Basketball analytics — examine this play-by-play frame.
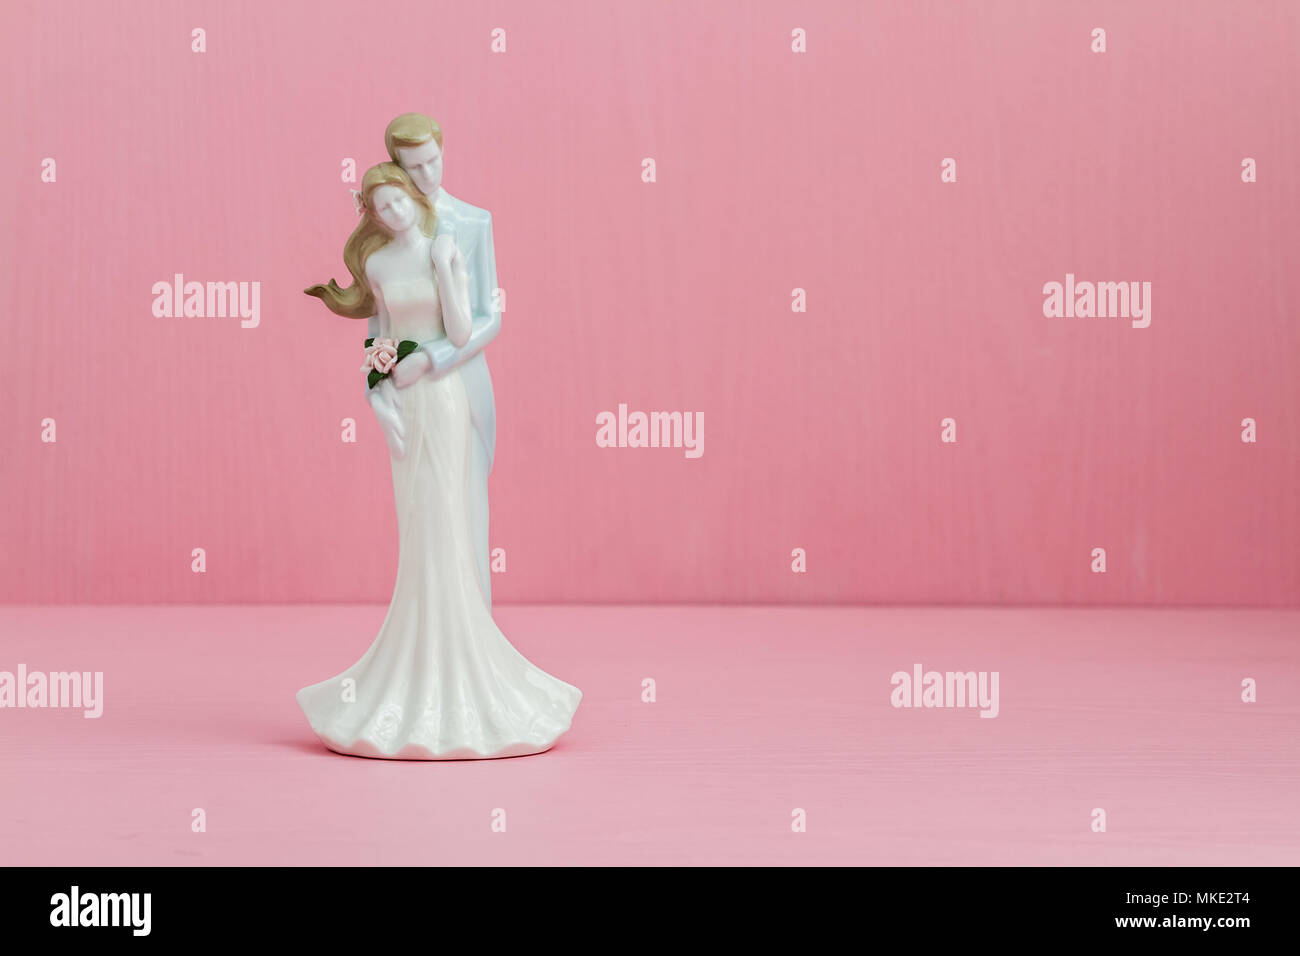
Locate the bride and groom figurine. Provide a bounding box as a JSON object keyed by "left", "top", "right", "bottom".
{"left": 297, "top": 112, "right": 581, "bottom": 760}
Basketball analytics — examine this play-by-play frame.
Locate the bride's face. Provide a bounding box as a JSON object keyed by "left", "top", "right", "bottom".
{"left": 370, "top": 184, "right": 419, "bottom": 233}
{"left": 395, "top": 139, "right": 443, "bottom": 198}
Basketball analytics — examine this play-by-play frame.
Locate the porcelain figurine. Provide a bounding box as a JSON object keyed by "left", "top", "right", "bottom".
{"left": 296, "top": 115, "right": 581, "bottom": 760}
{"left": 369, "top": 113, "right": 500, "bottom": 609}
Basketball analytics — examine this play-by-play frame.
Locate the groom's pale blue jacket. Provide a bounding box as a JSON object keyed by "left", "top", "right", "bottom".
{"left": 367, "top": 189, "right": 501, "bottom": 471}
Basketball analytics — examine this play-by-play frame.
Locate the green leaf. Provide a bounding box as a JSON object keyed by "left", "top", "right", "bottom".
{"left": 364, "top": 337, "right": 375, "bottom": 348}
{"left": 396, "top": 340, "right": 418, "bottom": 360}
{"left": 367, "top": 369, "right": 384, "bottom": 389}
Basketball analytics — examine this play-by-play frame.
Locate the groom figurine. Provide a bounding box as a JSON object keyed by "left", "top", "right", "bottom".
{"left": 367, "top": 112, "right": 501, "bottom": 610}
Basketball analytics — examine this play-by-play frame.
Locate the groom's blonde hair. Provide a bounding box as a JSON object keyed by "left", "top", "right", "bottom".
{"left": 385, "top": 113, "right": 443, "bottom": 162}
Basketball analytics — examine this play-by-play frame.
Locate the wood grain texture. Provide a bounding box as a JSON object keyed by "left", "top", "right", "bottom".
{"left": 1, "top": 1, "right": 1297, "bottom": 604}
{"left": 0, "top": 604, "right": 1295, "bottom": 865}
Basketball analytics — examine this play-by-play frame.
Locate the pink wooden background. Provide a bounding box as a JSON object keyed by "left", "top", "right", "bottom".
{"left": 2, "top": 0, "right": 1296, "bottom": 605}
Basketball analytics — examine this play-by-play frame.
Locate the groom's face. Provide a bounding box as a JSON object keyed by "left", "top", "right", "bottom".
{"left": 396, "top": 139, "right": 444, "bottom": 199}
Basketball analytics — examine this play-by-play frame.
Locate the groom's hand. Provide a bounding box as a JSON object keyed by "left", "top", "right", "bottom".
{"left": 367, "top": 378, "right": 406, "bottom": 458}
{"left": 391, "top": 350, "right": 433, "bottom": 388}
{"left": 432, "top": 234, "right": 457, "bottom": 269}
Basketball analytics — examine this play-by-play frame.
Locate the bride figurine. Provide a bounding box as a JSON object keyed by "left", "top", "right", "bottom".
{"left": 298, "top": 161, "right": 581, "bottom": 759}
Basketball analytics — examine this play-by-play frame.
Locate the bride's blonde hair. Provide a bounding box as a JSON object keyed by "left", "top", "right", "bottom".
{"left": 304, "top": 162, "right": 437, "bottom": 319}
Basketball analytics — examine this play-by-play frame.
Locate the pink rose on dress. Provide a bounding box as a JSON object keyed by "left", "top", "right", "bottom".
{"left": 362, "top": 337, "right": 399, "bottom": 375}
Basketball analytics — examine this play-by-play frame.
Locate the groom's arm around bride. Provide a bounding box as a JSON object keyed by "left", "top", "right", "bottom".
{"left": 418, "top": 205, "right": 500, "bottom": 381}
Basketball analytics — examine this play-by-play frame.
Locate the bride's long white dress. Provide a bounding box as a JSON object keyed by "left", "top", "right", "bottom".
{"left": 297, "top": 272, "right": 582, "bottom": 759}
